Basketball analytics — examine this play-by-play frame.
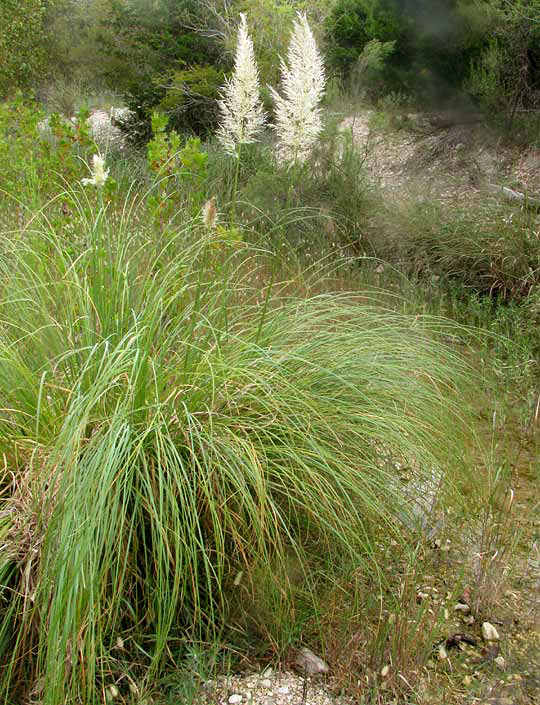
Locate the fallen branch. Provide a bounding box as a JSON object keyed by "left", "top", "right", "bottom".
{"left": 486, "top": 183, "right": 540, "bottom": 211}
{"left": 425, "top": 111, "right": 485, "bottom": 129}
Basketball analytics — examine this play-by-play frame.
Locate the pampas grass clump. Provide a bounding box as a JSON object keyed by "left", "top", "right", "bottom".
{"left": 0, "top": 200, "right": 474, "bottom": 704}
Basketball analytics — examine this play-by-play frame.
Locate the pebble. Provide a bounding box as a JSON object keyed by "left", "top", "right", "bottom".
{"left": 438, "top": 645, "right": 448, "bottom": 660}
{"left": 482, "top": 622, "right": 500, "bottom": 642}
{"left": 201, "top": 669, "right": 346, "bottom": 705}
{"left": 494, "top": 655, "right": 506, "bottom": 669}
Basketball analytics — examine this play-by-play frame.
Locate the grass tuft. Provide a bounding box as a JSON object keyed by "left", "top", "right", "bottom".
{"left": 0, "top": 195, "right": 479, "bottom": 704}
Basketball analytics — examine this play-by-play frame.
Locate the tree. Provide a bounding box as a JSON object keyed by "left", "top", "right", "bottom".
{"left": 99, "top": 0, "right": 227, "bottom": 139}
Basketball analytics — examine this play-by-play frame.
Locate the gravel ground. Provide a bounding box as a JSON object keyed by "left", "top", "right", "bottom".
{"left": 200, "top": 670, "right": 349, "bottom": 705}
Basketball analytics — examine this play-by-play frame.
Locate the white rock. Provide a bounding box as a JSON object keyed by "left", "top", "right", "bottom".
{"left": 438, "top": 644, "right": 448, "bottom": 660}
{"left": 261, "top": 679, "right": 272, "bottom": 688}
{"left": 228, "top": 695, "right": 243, "bottom": 704}
{"left": 454, "top": 602, "right": 470, "bottom": 614}
{"left": 482, "top": 621, "right": 500, "bottom": 641}
{"left": 494, "top": 655, "right": 506, "bottom": 669}
{"left": 381, "top": 665, "right": 390, "bottom": 677}
{"left": 277, "top": 686, "right": 289, "bottom": 695}
{"left": 86, "top": 109, "right": 130, "bottom": 152}
{"left": 294, "top": 647, "right": 330, "bottom": 675}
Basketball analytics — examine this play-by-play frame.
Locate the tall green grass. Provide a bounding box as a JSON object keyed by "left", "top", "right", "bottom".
{"left": 367, "top": 193, "right": 540, "bottom": 298}
{"left": 0, "top": 195, "right": 478, "bottom": 704}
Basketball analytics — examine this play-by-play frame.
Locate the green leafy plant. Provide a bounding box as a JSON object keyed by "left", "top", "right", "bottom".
{"left": 158, "top": 64, "right": 224, "bottom": 135}
{"left": 101, "top": 0, "right": 226, "bottom": 141}
{"left": 324, "top": 0, "right": 488, "bottom": 105}
{"left": 146, "top": 111, "right": 209, "bottom": 221}
{"left": 0, "top": 0, "right": 61, "bottom": 96}
{"left": 0, "top": 96, "right": 99, "bottom": 224}
{"left": 466, "top": 2, "right": 540, "bottom": 136}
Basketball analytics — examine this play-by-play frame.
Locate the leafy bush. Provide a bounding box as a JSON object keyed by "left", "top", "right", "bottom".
{"left": 157, "top": 64, "right": 224, "bottom": 134}
{"left": 100, "top": 0, "right": 226, "bottom": 141}
{"left": 146, "top": 111, "right": 209, "bottom": 219}
{"left": 325, "top": 0, "right": 485, "bottom": 104}
{"left": 466, "top": 2, "right": 540, "bottom": 135}
{"left": 0, "top": 96, "right": 98, "bottom": 219}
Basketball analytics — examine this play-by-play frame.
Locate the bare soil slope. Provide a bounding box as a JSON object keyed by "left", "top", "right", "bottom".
{"left": 341, "top": 110, "right": 540, "bottom": 205}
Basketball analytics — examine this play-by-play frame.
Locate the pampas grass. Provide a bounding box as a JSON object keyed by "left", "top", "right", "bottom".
{"left": 217, "top": 14, "right": 266, "bottom": 158}
{"left": 0, "top": 191, "right": 478, "bottom": 704}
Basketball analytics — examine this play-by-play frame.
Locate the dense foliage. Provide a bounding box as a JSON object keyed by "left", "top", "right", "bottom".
{"left": 95, "top": 0, "right": 225, "bottom": 138}
{"left": 0, "top": 0, "right": 60, "bottom": 97}
{"left": 325, "top": 0, "right": 540, "bottom": 114}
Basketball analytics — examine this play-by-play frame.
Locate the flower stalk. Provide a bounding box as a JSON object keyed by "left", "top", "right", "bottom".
{"left": 217, "top": 13, "right": 266, "bottom": 159}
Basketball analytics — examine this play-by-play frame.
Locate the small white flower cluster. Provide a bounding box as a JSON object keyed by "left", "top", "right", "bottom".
{"left": 218, "top": 12, "right": 326, "bottom": 166}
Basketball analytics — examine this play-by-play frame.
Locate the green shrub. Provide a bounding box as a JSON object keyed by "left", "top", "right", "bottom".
{"left": 157, "top": 64, "right": 224, "bottom": 134}
{"left": 325, "top": 0, "right": 486, "bottom": 105}
{"left": 145, "top": 111, "right": 210, "bottom": 220}
{"left": 0, "top": 96, "right": 99, "bottom": 219}
{"left": 99, "top": 0, "right": 226, "bottom": 141}
{"left": 466, "top": 3, "right": 540, "bottom": 135}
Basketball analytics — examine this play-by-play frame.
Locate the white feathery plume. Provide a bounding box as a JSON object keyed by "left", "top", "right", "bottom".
{"left": 217, "top": 14, "right": 266, "bottom": 158}
{"left": 269, "top": 13, "right": 326, "bottom": 164}
{"left": 82, "top": 153, "right": 109, "bottom": 187}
